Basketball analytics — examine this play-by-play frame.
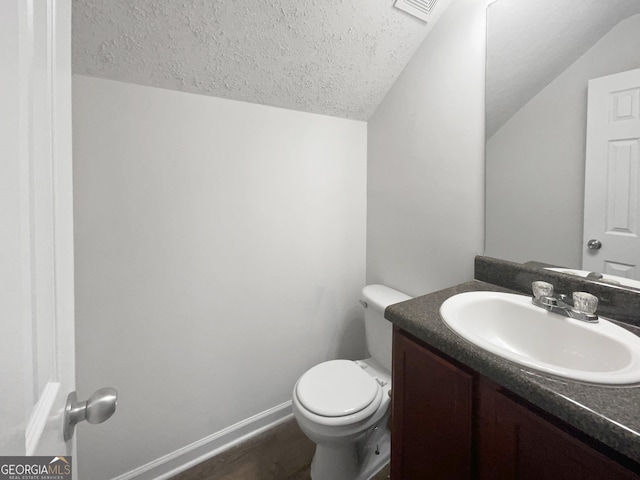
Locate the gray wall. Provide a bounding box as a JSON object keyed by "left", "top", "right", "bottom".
{"left": 73, "top": 76, "right": 367, "bottom": 479}
{"left": 366, "top": 0, "right": 487, "bottom": 296}
{"left": 486, "top": 15, "right": 640, "bottom": 268}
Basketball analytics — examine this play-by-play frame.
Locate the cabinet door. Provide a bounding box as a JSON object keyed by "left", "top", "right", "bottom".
{"left": 478, "top": 381, "right": 640, "bottom": 480}
{"left": 391, "top": 329, "right": 473, "bottom": 480}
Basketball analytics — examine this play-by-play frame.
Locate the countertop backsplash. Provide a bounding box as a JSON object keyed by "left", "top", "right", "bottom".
{"left": 475, "top": 256, "right": 640, "bottom": 327}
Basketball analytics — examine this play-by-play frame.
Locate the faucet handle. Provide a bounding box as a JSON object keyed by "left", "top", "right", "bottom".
{"left": 532, "top": 281, "right": 554, "bottom": 299}
{"left": 573, "top": 292, "right": 598, "bottom": 315}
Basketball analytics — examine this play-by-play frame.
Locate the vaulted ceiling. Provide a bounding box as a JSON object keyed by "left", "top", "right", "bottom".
{"left": 486, "top": 0, "right": 640, "bottom": 137}
{"left": 72, "top": 0, "right": 449, "bottom": 120}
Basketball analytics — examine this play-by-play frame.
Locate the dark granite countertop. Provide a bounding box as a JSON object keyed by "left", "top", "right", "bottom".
{"left": 385, "top": 280, "right": 640, "bottom": 466}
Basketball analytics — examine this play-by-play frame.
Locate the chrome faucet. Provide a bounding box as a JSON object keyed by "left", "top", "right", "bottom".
{"left": 531, "top": 281, "right": 599, "bottom": 324}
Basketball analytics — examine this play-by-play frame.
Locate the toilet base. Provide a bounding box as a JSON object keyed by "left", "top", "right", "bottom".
{"left": 357, "top": 424, "right": 390, "bottom": 480}
{"left": 310, "top": 425, "right": 390, "bottom": 480}
{"left": 311, "top": 443, "right": 359, "bottom": 480}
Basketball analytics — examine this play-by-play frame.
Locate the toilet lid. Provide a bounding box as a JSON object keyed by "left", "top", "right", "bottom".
{"left": 296, "top": 360, "right": 379, "bottom": 417}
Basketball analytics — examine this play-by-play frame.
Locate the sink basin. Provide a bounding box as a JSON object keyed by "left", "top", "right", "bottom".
{"left": 440, "top": 291, "right": 640, "bottom": 385}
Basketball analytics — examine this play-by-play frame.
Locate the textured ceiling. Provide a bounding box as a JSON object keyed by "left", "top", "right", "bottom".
{"left": 72, "top": 0, "right": 451, "bottom": 120}
{"left": 486, "top": 0, "right": 640, "bottom": 137}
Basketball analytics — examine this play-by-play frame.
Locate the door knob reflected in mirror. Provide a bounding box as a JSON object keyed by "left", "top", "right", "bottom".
{"left": 63, "top": 387, "right": 118, "bottom": 441}
{"left": 587, "top": 239, "right": 602, "bottom": 250}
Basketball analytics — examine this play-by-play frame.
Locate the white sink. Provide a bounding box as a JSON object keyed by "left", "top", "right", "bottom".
{"left": 440, "top": 291, "right": 640, "bottom": 385}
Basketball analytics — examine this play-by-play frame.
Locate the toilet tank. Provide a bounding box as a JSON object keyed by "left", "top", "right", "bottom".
{"left": 362, "top": 284, "right": 411, "bottom": 372}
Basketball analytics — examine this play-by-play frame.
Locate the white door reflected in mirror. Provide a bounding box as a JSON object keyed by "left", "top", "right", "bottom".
{"left": 582, "top": 68, "right": 640, "bottom": 280}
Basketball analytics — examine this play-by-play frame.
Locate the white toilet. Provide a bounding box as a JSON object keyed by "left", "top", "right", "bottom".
{"left": 292, "top": 284, "right": 411, "bottom": 480}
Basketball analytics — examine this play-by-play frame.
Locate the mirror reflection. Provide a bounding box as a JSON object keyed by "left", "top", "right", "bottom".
{"left": 485, "top": 0, "right": 640, "bottom": 288}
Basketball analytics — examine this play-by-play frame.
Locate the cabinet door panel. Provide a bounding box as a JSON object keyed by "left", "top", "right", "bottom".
{"left": 478, "top": 382, "right": 639, "bottom": 480}
{"left": 391, "top": 329, "right": 473, "bottom": 480}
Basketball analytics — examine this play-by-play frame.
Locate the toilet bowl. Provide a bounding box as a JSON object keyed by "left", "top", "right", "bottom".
{"left": 292, "top": 285, "right": 410, "bottom": 480}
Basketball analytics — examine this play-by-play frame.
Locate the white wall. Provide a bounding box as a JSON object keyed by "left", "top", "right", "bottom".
{"left": 72, "top": 76, "right": 367, "bottom": 479}
{"left": 486, "top": 15, "right": 640, "bottom": 268}
{"left": 366, "top": 0, "right": 487, "bottom": 296}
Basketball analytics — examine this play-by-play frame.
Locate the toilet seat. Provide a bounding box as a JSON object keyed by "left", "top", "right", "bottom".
{"left": 296, "top": 360, "right": 381, "bottom": 419}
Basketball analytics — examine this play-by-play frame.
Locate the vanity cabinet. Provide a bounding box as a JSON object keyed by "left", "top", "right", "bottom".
{"left": 391, "top": 327, "right": 474, "bottom": 479}
{"left": 477, "top": 381, "right": 639, "bottom": 480}
{"left": 391, "top": 327, "right": 640, "bottom": 480}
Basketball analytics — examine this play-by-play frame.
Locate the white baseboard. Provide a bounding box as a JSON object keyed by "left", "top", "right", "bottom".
{"left": 111, "top": 401, "right": 293, "bottom": 480}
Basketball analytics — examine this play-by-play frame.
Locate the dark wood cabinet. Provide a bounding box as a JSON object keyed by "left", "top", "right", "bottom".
{"left": 391, "top": 327, "right": 474, "bottom": 480}
{"left": 477, "top": 379, "right": 639, "bottom": 480}
{"left": 391, "top": 327, "right": 640, "bottom": 480}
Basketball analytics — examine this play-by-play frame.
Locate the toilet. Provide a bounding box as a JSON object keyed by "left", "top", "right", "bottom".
{"left": 292, "top": 284, "right": 411, "bottom": 480}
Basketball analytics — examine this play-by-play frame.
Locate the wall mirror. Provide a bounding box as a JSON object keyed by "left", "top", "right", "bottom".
{"left": 484, "top": 0, "right": 640, "bottom": 290}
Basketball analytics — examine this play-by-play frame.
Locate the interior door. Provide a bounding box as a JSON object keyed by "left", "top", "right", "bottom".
{"left": 583, "top": 68, "right": 640, "bottom": 279}
{"left": 0, "top": 0, "right": 76, "bottom": 465}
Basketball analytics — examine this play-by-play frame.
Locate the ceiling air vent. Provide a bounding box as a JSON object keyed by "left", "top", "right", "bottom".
{"left": 394, "top": 0, "right": 440, "bottom": 22}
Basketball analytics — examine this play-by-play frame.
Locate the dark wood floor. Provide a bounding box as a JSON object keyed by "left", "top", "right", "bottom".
{"left": 171, "top": 418, "right": 390, "bottom": 480}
